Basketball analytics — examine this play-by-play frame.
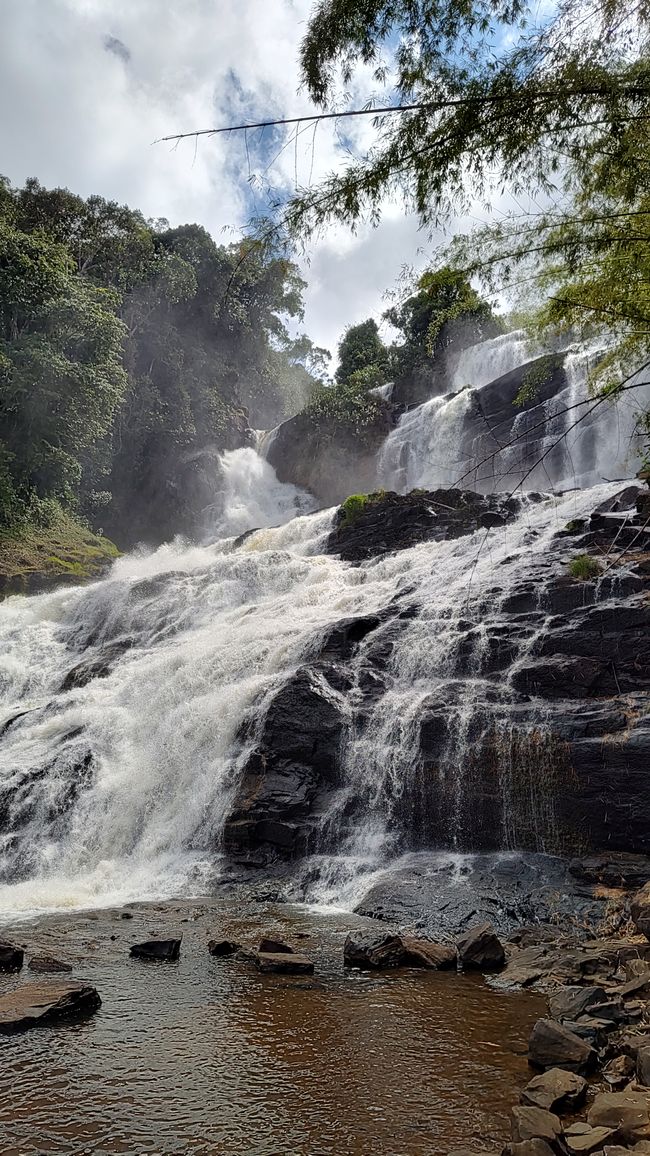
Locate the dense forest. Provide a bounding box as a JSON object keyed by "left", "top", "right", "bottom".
{"left": 0, "top": 177, "right": 329, "bottom": 547}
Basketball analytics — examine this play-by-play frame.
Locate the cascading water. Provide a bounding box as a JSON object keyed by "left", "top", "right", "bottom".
{"left": 0, "top": 326, "right": 647, "bottom": 920}
{"left": 380, "top": 330, "right": 650, "bottom": 494}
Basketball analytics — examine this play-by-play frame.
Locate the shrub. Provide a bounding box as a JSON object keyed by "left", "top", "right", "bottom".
{"left": 568, "top": 553, "right": 602, "bottom": 580}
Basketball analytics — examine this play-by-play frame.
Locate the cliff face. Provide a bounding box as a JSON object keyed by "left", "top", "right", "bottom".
{"left": 223, "top": 484, "right": 650, "bottom": 865}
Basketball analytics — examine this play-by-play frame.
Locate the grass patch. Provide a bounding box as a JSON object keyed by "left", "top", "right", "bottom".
{"left": 568, "top": 553, "right": 602, "bottom": 580}
{"left": 0, "top": 509, "right": 121, "bottom": 597}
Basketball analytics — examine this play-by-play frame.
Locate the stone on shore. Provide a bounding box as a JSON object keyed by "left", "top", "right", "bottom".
{"left": 528, "top": 1018, "right": 597, "bottom": 1072}
{"left": 401, "top": 938, "right": 457, "bottom": 969}
{"left": 0, "top": 941, "right": 24, "bottom": 972}
{"left": 632, "top": 882, "right": 650, "bottom": 940}
{"left": 343, "top": 931, "right": 405, "bottom": 969}
{"left": 129, "top": 938, "right": 181, "bottom": 961}
{"left": 0, "top": 981, "right": 101, "bottom": 1034}
{"left": 456, "top": 922, "right": 505, "bottom": 970}
{"left": 506, "top": 1142, "right": 556, "bottom": 1156}
{"left": 254, "top": 952, "right": 314, "bottom": 975}
{"left": 638, "top": 1046, "right": 650, "bottom": 1087}
{"left": 564, "top": 1125, "right": 617, "bottom": 1153}
{"left": 548, "top": 986, "right": 607, "bottom": 1022}
{"left": 511, "top": 1105, "right": 562, "bottom": 1145}
{"left": 521, "top": 1068, "right": 587, "bottom": 1112}
{"left": 28, "top": 955, "right": 73, "bottom": 974}
{"left": 207, "top": 940, "right": 240, "bottom": 957}
{"left": 588, "top": 1091, "right": 650, "bottom": 1142}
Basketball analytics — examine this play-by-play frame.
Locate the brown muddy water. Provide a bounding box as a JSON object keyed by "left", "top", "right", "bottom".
{"left": 0, "top": 896, "right": 544, "bottom": 1156}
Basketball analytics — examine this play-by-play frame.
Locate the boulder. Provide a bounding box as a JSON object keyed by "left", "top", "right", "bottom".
{"left": 401, "top": 938, "right": 457, "bottom": 969}
{"left": 632, "top": 882, "right": 650, "bottom": 940}
{"left": 0, "top": 981, "right": 101, "bottom": 1033}
{"left": 528, "top": 1019, "right": 597, "bottom": 1072}
{"left": 343, "top": 931, "right": 406, "bottom": 969}
{"left": 548, "top": 986, "right": 607, "bottom": 1023}
{"left": 207, "top": 940, "right": 240, "bottom": 957}
{"left": 511, "top": 1106, "right": 562, "bottom": 1144}
{"left": 456, "top": 922, "right": 505, "bottom": 970}
{"left": 521, "top": 1068, "right": 587, "bottom": 1112}
{"left": 129, "top": 938, "right": 181, "bottom": 961}
{"left": 258, "top": 937, "right": 294, "bottom": 954}
{"left": 28, "top": 956, "right": 73, "bottom": 974}
{"left": 588, "top": 1092, "right": 650, "bottom": 1142}
{"left": 0, "top": 941, "right": 24, "bottom": 972}
{"left": 254, "top": 952, "right": 314, "bottom": 975}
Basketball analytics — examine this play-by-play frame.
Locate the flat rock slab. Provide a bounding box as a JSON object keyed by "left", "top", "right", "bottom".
{"left": 0, "top": 981, "right": 101, "bottom": 1034}
{"left": 130, "top": 938, "right": 181, "bottom": 961}
{"left": 28, "top": 956, "right": 72, "bottom": 974}
{"left": 254, "top": 952, "right": 314, "bottom": 975}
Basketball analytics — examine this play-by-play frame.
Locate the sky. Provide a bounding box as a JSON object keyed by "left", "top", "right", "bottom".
{"left": 0, "top": 0, "right": 509, "bottom": 359}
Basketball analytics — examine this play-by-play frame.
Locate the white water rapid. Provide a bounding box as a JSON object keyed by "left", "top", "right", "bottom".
{"left": 0, "top": 327, "right": 647, "bottom": 920}
{"left": 380, "top": 331, "right": 650, "bottom": 493}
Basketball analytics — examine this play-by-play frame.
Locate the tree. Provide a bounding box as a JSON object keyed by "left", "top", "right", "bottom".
{"left": 336, "top": 318, "right": 389, "bottom": 384}
{"left": 384, "top": 266, "right": 500, "bottom": 385}
{"left": 285, "top": 0, "right": 650, "bottom": 238}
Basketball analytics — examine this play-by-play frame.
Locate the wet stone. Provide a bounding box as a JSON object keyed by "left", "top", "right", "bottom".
{"left": 511, "top": 1105, "right": 562, "bottom": 1144}
{"left": 343, "top": 931, "right": 405, "bottom": 969}
{"left": 521, "top": 1068, "right": 587, "bottom": 1112}
{"left": 456, "top": 922, "right": 505, "bottom": 971}
{"left": 254, "top": 952, "right": 314, "bottom": 975}
{"left": 130, "top": 938, "right": 181, "bottom": 961}
{"left": 258, "top": 937, "right": 294, "bottom": 954}
{"left": 0, "top": 941, "right": 24, "bottom": 972}
{"left": 528, "top": 1018, "right": 597, "bottom": 1073}
{"left": 0, "top": 981, "right": 101, "bottom": 1034}
{"left": 28, "top": 956, "right": 73, "bottom": 974}
{"left": 207, "top": 940, "right": 240, "bottom": 957}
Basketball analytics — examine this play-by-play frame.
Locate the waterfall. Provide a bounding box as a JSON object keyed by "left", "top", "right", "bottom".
{"left": 212, "top": 447, "right": 315, "bottom": 537}
{"left": 449, "top": 330, "right": 541, "bottom": 391}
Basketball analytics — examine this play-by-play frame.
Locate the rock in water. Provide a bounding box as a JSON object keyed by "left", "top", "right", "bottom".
{"left": 28, "top": 956, "right": 73, "bottom": 974}
{"left": 528, "top": 1019, "right": 597, "bottom": 1072}
{"left": 207, "top": 940, "right": 240, "bottom": 957}
{"left": 343, "top": 931, "right": 406, "bottom": 969}
{"left": 129, "top": 938, "right": 181, "bottom": 961}
{"left": 456, "top": 922, "right": 505, "bottom": 970}
{"left": 0, "top": 981, "right": 101, "bottom": 1033}
{"left": 254, "top": 952, "right": 314, "bottom": 975}
{"left": 401, "top": 938, "right": 457, "bottom": 969}
{"left": 258, "top": 937, "right": 294, "bottom": 954}
{"left": 0, "top": 941, "right": 24, "bottom": 972}
{"left": 521, "top": 1068, "right": 587, "bottom": 1112}
{"left": 632, "top": 881, "right": 650, "bottom": 940}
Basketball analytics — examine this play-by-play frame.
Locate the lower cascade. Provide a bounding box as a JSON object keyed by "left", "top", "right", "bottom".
{"left": 0, "top": 333, "right": 649, "bottom": 921}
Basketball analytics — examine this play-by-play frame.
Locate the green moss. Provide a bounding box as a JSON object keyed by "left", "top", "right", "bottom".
{"left": 339, "top": 489, "right": 387, "bottom": 527}
{"left": 568, "top": 553, "right": 603, "bottom": 580}
{"left": 564, "top": 518, "right": 586, "bottom": 532}
{"left": 0, "top": 511, "right": 121, "bottom": 598}
{"left": 513, "top": 354, "right": 562, "bottom": 409}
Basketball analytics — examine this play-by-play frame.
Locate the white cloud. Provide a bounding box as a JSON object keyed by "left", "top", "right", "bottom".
{"left": 0, "top": 0, "right": 528, "bottom": 359}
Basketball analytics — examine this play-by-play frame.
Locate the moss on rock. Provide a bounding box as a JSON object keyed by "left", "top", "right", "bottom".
{"left": 0, "top": 514, "right": 121, "bottom": 598}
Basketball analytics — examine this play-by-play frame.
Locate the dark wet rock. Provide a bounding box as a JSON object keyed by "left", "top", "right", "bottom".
{"left": 258, "top": 937, "right": 293, "bottom": 954}
{"left": 0, "top": 941, "right": 24, "bottom": 972}
{"left": 0, "top": 981, "right": 101, "bottom": 1033}
{"left": 343, "top": 931, "right": 406, "bottom": 969}
{"left": 120, "top": 911, "right": 134, "bottom": 920}
{"left": 129, "top": 938, "right": 181, "bottom": 961}
{"left": 456, "top": 922, "right": 505, "bottom": 970}
{"left": 570, "top": 855, "right": 650, "bottom": 889}
{"left": 511, "top": 1105, "right": 562, "bottom": 1145}
{"left": 632, "top": 882, "right": 650, "bottom": 940}
{"left": 28, "top": 956, "right": 73, "bottom": 974}
{"left": 58, "top": 641, "right": 131, "bottom": 692}
{"left": 401, "top": 938, "right": 457, "bottom": 969}
{"left": 254, "top": 952, "right": 314, "bottom": 975}
{"left": 528, "top": 1019, "right": 597, "bottom": 1072}
{"left": 548, "top": 986, "right": 607, "bottom": 1023}
{"left": 207, "top": 940, "right": 240, "bottom": 957}
{"left": 326, "top": 488, "right": 520, "bottom": 564}
{"left": 521, "top": 1068, "right": 587, "bottom": 1112}
{"left": 223, "top": 666, "right": 344, "bottom": 860}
